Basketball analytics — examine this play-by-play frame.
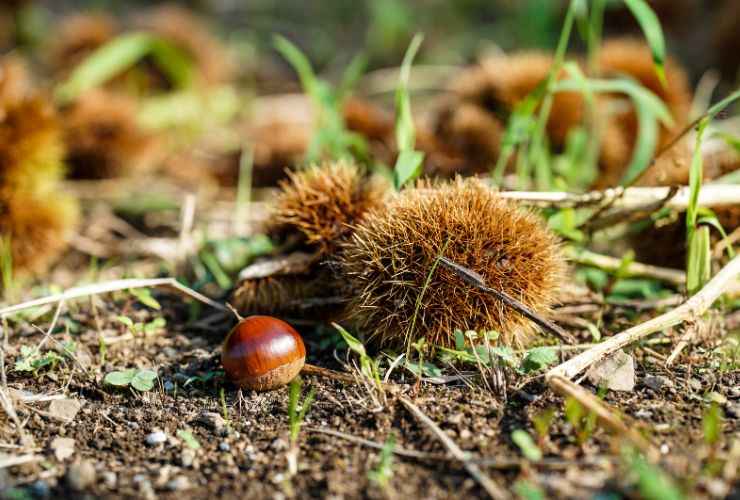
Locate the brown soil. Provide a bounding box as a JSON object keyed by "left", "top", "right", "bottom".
{"left": 1, "top": 293, "right": 737, "bottom": 499}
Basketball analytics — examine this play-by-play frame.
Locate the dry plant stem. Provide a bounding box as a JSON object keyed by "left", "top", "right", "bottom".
{"left": 300, "top": 364, "right": 365, "bottom": 385}
{"left": 399, "top": 396, "right": 509, "bottom": 500}
{"left": 0, "top": 277, "right": 226, "bottom": 317}
{"left": 307, "top": 427, "right": 530, "bottom": 469}
{"left": 438, "top": 257, "right": 575, "bottom": 344}
{"left": 665, "top": 322, "right": 698, "bottom": 366}
{"left": 713, "top": 225, "right": 740, "bottom": 259}
{"left": 567, "top": 248, "right": 686, "bottom": 286}
{"left": 547, "top": 255, "right": 740, "bottom": 381}
{"left": 548, "top": 376, "right": 658, "bottom": 461}
{"left": 178, "top": 193, "right": 197, "bottom": 265}
{"left": 499, "top": 185, "right": 740, "bottom": 211}
{"left": 0, "top": 454, "right": 41, "bottom": 469}
{"left": 306, "top": 427, "right": 451, "bottom": 461}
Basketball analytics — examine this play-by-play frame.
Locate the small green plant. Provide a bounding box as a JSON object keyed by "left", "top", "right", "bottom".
{"left": 220, "top": 387, "right": 231, "bottom": 429}
{"left": 511, "top": 429, "right": 543, "bottom": 461}
{"left": 702, "top": 402, "right": 723, "bottom": 447}
{"left": 532, "top": 407, "right": 557, "bottom": 446}
{"left": 129, "top": 288, "right": 161, "bottom": 310}
{"left": 437, "top": 335, "right": 555, "bottom": 375}
{"left": 14, "top": 345, "right": 66, "bottom": 375}
{"left": 288, "top": 377, "right": 316, "bottom": 446}
{"left": 116, "top": 315, "right": 166, "bottom": 338}
{"left": 513, "top": 480, "right": 546, "bottom": 500}
{"left": 181, "top": 370, "right": 224, "bottom": 387}
{"left": 685, "top": 88, "right": 740, "bottom": 294}
{"left": 104, "top": 368, "right": 158, "bottom": 392}
{"left": 274, "top": 35, "right": 367, "bottom": 163}
{"left": 368, "top": 433, "right": 396, "bottom": 489}
{"left": 519, "top": 347, "right": 558, "bottom": 374}
{"left": 564, "top": 396, "right": 597, "bottom": 444}
{"left": 392, "top": 33, "right": 425, "bottom": 189}
{"left": 177, "top": 429, "right": 201, "bottom": 450}
{"left": 713, "top": 334, "right": 739, "bottom": 372}
{"left": 624, "top": 448, "right": 684, "bottom": 500}
{"left": 286, "top": 377, "right": 316, "bottom": 476}
{"left": 404, "top": 339, "right": 443, "bottom": 379}
{"left": 197, "top": 235, "right": 275, "bottom": 290}
{"left": 0, "top": 235, "right": 14, "bottom": 297}
{"left": 98, "top": 334, "right": 107, "bottom": 366}
{"left": 333, "top": 323, "right": 383, "bottom": 390}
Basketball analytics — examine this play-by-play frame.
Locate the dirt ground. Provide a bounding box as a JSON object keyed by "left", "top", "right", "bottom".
{"left": 1, "top": 291, "right": 738, "bottom": 500}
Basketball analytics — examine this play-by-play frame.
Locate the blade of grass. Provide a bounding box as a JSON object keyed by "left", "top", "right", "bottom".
{"left": 55, "top": 32, "right": 192, "bottom": 103}
{"left": 393, "top": 33, "right": 424, "bottom": 189}
{"left": 623, "top": 0, "right": 667, "bottom": 86}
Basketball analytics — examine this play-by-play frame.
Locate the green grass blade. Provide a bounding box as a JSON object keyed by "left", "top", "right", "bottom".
{"left": 149, "top": 38, "right": 194, "bottom": 89}
{"left": 393, "top": 33, "right": 424, "bottom": 189}
{"left": 394, "top": 33, "right": 423, "bottom": 152}
{"left": 56, "top": 32, "right": 154, "bottom": 103}
{"left": 273, "top": 35, "right": 319, "bottom": 98}
{"left": 623, "top": 0, "right": 667, "bottom": 86}
{"left": 554, "top": 77, "right": 672, "bottom": 185}
{"left": 337, "top": 53, "right": 368, "bottom": 101}
{"left": 704, "top": 88, "right": 740, "bottom": 122}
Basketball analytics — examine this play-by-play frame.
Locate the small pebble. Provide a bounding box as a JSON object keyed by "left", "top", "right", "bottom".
{"left": 101, "top": 471, "right": 117, "bottom": 489}
{"left": 138, "top": 479, "right": 156, "bottom": 500}
{"left": 643, "top": 375, "right": 672, "bottom": 391}
{"left": 162, "top": 347, "right": 178, "bottom": 358}
{"left": 270, "top": 438, "right": 287, "bottom": 451}
{"left": 48, "top": 398, "right": 83, "bottom": 423}
{"left": 197, "top": 411, "right": 227, "bottom": 436}
{"left": 133, "top": 474, "right": 147, "bottom": 484}
{"left": 166, "top": 476, "right": 191, "bottom": 491}
{"left": 66, "top": 461, "right": 96, "bottom": 491}
{"left": 29, "top": 480, "right": 50, "bottom": 498}
{"left": 219, "top": 442, "right": 231, "bottom": 452}
{"left": 634, "top": 409, "right": 653, "bottom": 419}
{"left": 163, "top": 380, "right": 175, "bottom": 392}
{"left": 145, "top": 431, "right": 168, "bottom": 446}
{"left": 726, "top": 402, "right": 740, "bottom": 419}
{"left": 181, "top": 448, "right": 196, "bottom": 468}
{"left": 689, "top": 378, "right": 703, "bottom": 391}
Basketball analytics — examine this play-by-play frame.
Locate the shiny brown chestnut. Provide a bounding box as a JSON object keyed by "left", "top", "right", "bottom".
{"left": 221, "top": 315, "right": 306, "bottom": 391}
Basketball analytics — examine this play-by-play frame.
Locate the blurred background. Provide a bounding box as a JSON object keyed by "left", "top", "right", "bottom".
{"left": 1, "top": 0, "right": 739, "bottom": 292}
{"left": 2, "top": 0, "right": 739, "bottom": 89}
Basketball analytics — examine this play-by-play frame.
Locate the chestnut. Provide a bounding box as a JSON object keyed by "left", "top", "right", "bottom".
{"left": 221, "top": 315, "right": 306, "bottom": 391}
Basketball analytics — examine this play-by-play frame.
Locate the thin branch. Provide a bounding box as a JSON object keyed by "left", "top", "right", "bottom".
{"left": 499, "top": 185, "right": 740, "bottom": 211}
{"left": 0, "top": 454, "right": 41, "bottom": 469}
{"left": 306, "top": 426, "right": 538, "bottom": 469}
{"left": 306, "top": 427, "right": 450, "bottom": 461}
{"left": 0, "top": 277, "right": 226, "bottom": 317}
{"left": 399, "top": 396, "right": 509, "bottom": 500}
{"left": 439, "top": 257, "right": 576, "bottom": 344}
{"left": 547, "top": 255, "right": 740, "bottom": 381}
{"left": 567, "top": 248, "right": 686, "bottom": 287}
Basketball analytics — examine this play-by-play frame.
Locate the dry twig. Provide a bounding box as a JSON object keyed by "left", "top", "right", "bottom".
{"left": 0, "top": 277, "right": 226, "bottom": 317}
{"left": 499, "top": 185, "right": 740, "bottom": 212}
{"left": 547, "top": 255, "right": 740, "bottom": 381}
{"left": 399, "top": 396, "right": 509, "bottom": 500}
{"left": 439, "top": 257, "right": 575, "bottom": 344}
